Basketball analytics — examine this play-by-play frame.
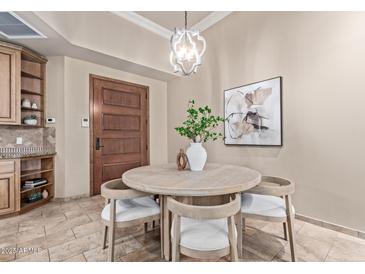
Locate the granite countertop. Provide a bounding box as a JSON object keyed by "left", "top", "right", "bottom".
{"left": 0, "top": 147, "right": 56, "bottom": 159}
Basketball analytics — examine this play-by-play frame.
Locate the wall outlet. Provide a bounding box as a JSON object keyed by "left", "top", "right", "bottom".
{"left": 16, "top": 137, "right": 23, "bottom": 145}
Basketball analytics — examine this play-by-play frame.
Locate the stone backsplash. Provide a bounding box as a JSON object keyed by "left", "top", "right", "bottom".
{"left": 0, "top": 126, "right": 55, "bottom": 149}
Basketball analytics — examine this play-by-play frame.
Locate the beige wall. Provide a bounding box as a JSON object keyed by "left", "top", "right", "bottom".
{"left": 167, "top": 12, "right": 365, "bottom": 231}
{"left": 36, "top": 12, "right": 172, "bottom": 75}
{"left": 47, "top": 56, "right": 168, "bottom": 198}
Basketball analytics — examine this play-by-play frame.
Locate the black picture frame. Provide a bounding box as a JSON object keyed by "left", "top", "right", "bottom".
{"left": 223, "top": 76, "right": 283, "bottom": 147}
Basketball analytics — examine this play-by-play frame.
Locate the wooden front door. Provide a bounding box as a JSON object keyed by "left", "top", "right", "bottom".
{"left": 90, "top": 75, "right": 149, "bottom": 195}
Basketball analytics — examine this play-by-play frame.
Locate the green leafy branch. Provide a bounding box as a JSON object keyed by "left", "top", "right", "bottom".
{"left": 175, "top": 100, "right": 225, "bottom": 143}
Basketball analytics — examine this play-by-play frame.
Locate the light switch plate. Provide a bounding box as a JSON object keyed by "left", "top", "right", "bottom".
{"left": 16, "top": 137, "right": 23, "bottom": 145}
{"left": 81, "top": 117, "right": 89, "bottom": 128}
{"left": 47, "top": 117, "right": 56, "bottom": 124}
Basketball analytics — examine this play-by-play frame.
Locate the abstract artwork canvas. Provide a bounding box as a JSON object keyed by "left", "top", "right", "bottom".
{"left": 224, "top": 77, "right": 282, "bottom": 146}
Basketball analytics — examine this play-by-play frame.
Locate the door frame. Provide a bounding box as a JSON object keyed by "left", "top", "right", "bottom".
{"left": 89, "top": 74, "right": 150, "bottom": 196}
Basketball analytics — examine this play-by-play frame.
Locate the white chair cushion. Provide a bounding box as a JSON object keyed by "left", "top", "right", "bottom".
{"left": 171, "top": 217, "right": 235, "bottom": 251}
{"left": 241, "top": 193, "right": 295, "bottom": 218}
{"left": 101, "top": 196, "right": 160, "bottom": 222}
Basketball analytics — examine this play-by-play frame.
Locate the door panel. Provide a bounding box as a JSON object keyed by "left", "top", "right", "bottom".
{"left": 102, "top": 114, "right": 140, "bottom": 131}
{"left": 0, "top": 46, "right": 20, "bottom": 124}
{"left": 101, "top": 137, "right": 141, "bottom": 155}
{"left": 0, "top": 173, "right": 15, "bottom": 214}
{"left": 91, "top": 75, "right": 149, "bottom": 195}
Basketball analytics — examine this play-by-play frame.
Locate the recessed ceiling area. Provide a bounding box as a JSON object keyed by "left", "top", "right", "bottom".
{"left": 136, "top": 11, "right": 212, "bottom": 30}
{"left": 0, "top": 12, "right": 46, "bottom": 39}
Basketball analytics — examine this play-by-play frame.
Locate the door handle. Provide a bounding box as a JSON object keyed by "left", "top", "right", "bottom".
{"left": 96, "top": 137, "right": 104, "bottom": 150}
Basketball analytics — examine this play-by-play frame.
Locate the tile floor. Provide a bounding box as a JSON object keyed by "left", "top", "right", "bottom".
{"left": 1, "top": 195, "right": 365, "bottom": 262}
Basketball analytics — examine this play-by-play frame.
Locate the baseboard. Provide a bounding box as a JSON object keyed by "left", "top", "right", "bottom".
{"left": 53, "top": 193, "right": 90, "bottom": 202}
{"left": 295, "top": 213, "right": 365, "bottom": 240}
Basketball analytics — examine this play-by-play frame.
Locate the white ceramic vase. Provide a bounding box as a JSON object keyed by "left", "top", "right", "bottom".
{"left": 186, "top": 142, "right": 207, "bottom": 171}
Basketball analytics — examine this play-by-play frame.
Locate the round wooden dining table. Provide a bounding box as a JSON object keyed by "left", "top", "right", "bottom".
{"left": 122, "top": 163, "right": 261, "bottom": 261}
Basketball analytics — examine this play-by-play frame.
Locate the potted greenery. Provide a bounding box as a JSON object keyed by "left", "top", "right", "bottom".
{"left": 175, "top": 100, "right": 224, "bottom": 171}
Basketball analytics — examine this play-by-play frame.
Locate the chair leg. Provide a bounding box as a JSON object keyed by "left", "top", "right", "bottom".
{"left": 285, "top": 196, "right": 296, "bottom": 262}
{"left": 242, "top": 217, "right": 245, "bottom": 256}
{"left": 102, "top": 225, "right": 108, "bottom": 249}
{"left": 228, "top": 216, "right": 238, "bottom": 262}
{"left": 234, "top": 212, "right": 242, "bottom": 258}
{"left": 171, "top": 214, "right": 180, "bottom": 262}
{"left": 144, "top": 222, "right": 149, "bottom": 233}
{"left": 108, "top": 199, "right": 116, "bottom": 262}
{"left": 283, "top": 222, "right": 288, "bottom": 241}
{"left": 159, "top": 195, "right": 164, "bottom": 259}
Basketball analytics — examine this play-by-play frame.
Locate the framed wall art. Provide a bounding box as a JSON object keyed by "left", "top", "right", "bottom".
{"left": 224, "top": 77, "right": 282, "bottom": 146}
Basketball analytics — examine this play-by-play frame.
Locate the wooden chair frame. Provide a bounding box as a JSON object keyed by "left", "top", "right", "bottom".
{"left": 101, "top": 178, "right": 160, "bottom": 262}
{"left": 167, "top": 193, "right": 241, "bottom": 262}
{"left": 241, "top": 176, "right": 296, "bottom": 261}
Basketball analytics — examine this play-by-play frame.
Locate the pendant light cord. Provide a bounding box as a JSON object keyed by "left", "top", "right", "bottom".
{"left": 185, "top": 11, "right": 187, "bottom": 30}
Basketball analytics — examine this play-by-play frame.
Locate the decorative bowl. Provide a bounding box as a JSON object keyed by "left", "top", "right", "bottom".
{"left": 24, "top": 119, "right": 37, "bottom": 125}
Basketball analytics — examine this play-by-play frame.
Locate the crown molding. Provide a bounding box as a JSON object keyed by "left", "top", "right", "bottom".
{"left": 111, "top": 11, "right": 232, "bottom": 40}
{"left": 111, "top": 11, "right": 172, "bottom": 39}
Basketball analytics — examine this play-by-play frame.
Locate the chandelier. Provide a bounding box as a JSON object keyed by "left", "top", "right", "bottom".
{"left": 170, "top": 11, "right": 207, "bottom": 76}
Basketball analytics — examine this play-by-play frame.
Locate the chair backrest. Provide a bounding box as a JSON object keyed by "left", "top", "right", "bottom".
{"left": 166, "top": 193, "right": 241, "bottom": 220}
{"left": 101, "top": 178, "right": 148, "bottom": 200}
{"left": 246, "top": 176, "right": 295, "bottom": 197}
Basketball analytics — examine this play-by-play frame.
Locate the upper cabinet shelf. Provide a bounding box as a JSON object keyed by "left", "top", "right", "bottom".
{"left": 21, "top": 60, "right": 42, "bottom": 79}
{"left": 0, "top": 40, "right": 47, "bottom": 127}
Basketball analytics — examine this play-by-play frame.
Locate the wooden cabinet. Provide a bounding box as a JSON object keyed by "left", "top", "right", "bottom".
{"left": 0, "top": 160, "right": 20, "bottom": 215}
{"left": 0, "top": 40, "right": 47, "bottom": 127}
{"left": 0, "top": 156, "right": 55, "bottom": 217}
{"left": 0, "top": 44, "right": 21, "bottom": 124}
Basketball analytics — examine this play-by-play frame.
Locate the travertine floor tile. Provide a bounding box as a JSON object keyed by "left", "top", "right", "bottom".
{"left": 15, "top": 249, "right": 49, "bottom": 262}
{"left": 16, "top": 226, "right": 45, "bottom": 244}
{"left": 326, "top": 233, "right": 365, "bottom": 261}
{"left": 83, "top": 243, "right": 126, "bottom": 262}
{"left": 45, "top": 215, "right": 91, "bottom": 235}
{"left": 115, "top": 235, "right": 143, "bottom": 254}
{"left": 297, "top": 222, "right": 338, "bottom": 245}
{"left": 0, "top": 245, "right": 16, "bottom": 262}
{"left": 240, "top": 250, "right": 264, "bottom": 262}
{"left": 16, "top": 229, "right": 75, "bottom": 255}
{"left": 274, "top": 234, "right": 332, "bottom": 262}
{"left": 48, "top": 231, "right": 101, "bottom": 261}
{"left": 64, "top": 208, "right": 87, "bottom": 220}
{"left": 243, "top": 230, "right": 287, "bottom": 261}
{"left": 18, "top": 214, "right": 66, "bottom": 232}
{"left": 63, "top": 253, "right": 86, "bottom": 262}
{"left": 72, "top": 220, "right": 104, "bottom": 238}
{"left": 120, "top": 241, "right": 162, "bottom": 262}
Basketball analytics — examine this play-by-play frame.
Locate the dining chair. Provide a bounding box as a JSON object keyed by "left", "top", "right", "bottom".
{"left": 241, "top": 176, "right": 296, "bottom": 261}
{"left": 167, "top": 193, "right": 241, "bottom": 262}
{"left": 100, "top": 178, "right": 161, "bottom": 262}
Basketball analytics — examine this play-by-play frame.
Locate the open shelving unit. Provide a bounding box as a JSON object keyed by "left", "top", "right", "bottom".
{"left": 20, "top": 155, "right": 55, "bottom": 213}
{"left": 20, "top": 49, "right": 47, "bottom": 128}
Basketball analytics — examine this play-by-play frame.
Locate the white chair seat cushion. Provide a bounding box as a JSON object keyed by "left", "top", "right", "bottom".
{"left": 241, "top": 193, "right": 295, "bottom": 218}
{"left": 171, "top": 217, "right": 235, "bottom": 251}
{"left": 101, "top": 196, "right": 160, "bottom": 222}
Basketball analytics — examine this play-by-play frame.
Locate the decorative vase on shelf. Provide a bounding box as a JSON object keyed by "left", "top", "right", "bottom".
{"left": 42, "top": 189, "right": 49, "bottom": 199}
{"left": 186, "top": 142, "right": 207, "bottom": 171}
